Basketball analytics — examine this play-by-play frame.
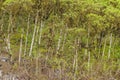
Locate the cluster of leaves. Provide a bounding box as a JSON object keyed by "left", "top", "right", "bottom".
{"left": 0, "top": 0, "right": 120, "bottom": 79}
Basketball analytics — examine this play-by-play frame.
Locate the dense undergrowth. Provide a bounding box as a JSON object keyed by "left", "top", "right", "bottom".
{"left": 0, "top": 0, "right": 120, "bottom": 80}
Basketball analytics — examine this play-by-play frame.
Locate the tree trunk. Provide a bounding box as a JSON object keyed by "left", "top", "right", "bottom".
{"left": 29, "top": 11, "right": 38, "bottom": 56}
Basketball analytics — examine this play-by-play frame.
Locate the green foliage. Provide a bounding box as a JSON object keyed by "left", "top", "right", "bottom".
{"left": 4, "top": 0, "right": 33, "bottom": 5}
{"left": 67, "top": 28, "right": 87, "bottom": 36}
{"left": 10, "top": 33, "right": 25, "bottom": 45}
{"left": 0, "top": 0, "right": 120, "bottom": 79}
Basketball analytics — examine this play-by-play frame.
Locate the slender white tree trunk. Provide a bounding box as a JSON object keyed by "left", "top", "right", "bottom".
{"left": 102, "top": 37, "right": 107, "bottom": 58}
{"left": 88, "top": 51, "right": 91, "bottom": 72}
{"left": 5, "top": 12, "right": 12, "bottom": 61}
{"left": 56, "top": 29, "right": 62, "bottom": 55}
{"left": 73, "top": 39, "right": 78, "bottom": 80}
{"left": 108, "top": 33, "right": 112, "bottom": 59}
{"left": 84, "top": 28, "right": 90, "bottom": 60}
{"left": 29, "top": 12, "right": 38, "bottom": 56}
{"left": 35, "top": 21, "right": 44, "bottom": 76}
{"left": 61, "top": 25, "right": 68, "bottom": 52}
{"left": 74, "top": 47, "right": 78, "bottom": 80}
{"left": 19, "top": 32, "right": 23, "bottom": 66}
{"left": 38, "top": 21, "right": 44, "bottom": 45}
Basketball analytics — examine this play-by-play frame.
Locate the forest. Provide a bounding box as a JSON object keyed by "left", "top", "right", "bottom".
{"left": 0, "top": 0, "right": 120, "bottom": 80}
